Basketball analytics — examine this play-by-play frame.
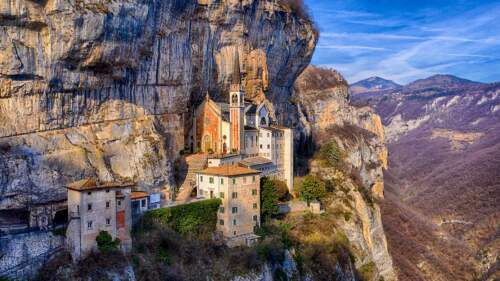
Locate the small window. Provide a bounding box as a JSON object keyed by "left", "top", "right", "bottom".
{"left": 220, "top": 192, "right": 225, "bottom": 198}
{"left": 233, "top": 219, "right": 237, "bottom": 226}
{"left": 260, "top": 144, "right": 263, "bottom": 149}
{"left": 233, "top": 231, "right": 237, "bottom": 235}
{"left": 87, "top": 204, "right": 92, "bottom": 211}
{"left": 106, "top": 218, "right": 111, "bottom": 225}
{"left": 117, "top": 200, "right": 121, "bottom": 206}
{"left": 232, "top": 178, "right": 236, "bottom": 184}
{"left": 200, "top": 176, "right": 203, "bottom": 182}
{"left": 253, "top": 215, "right": 258, "bottom": 221}
{"left": 232, "top": 207, "right": 238, "bottom": 214}
{"left": 221, "top": 178, "right": 224, "bottom": 184}
{"left": 87, "top": 192, "right": 92, "bottom": 196}
{"left": 219, "top": 219, "right": 224, "bottom": 226}
{"left": 219, "top": 207, "right": 225, "bottom": 213}
{"left": 87, "top": 221, "right": 93, "bottom": 229}
{"left": 141, "top": 199, "right": 146, "bottom": 207}
{"left": 106, "top": 189, "right": 110, "bottom": 193}
{"left": 209, "top": 177, "right": 214, "bottom": 184}
{"left": 252, "top": 189, "right": 257, "bottom": 196}
{"left": 243, "top": 177, "right": 247, "bottom": 184}
{"left": 253, "top": 203, "right": 257, "bottom": 209}
{"left": 252, "top": 176, "right": 256, "bottom": 183}
{"left": 267, "top": 145, "right": 270, "bottom": 149}
{"left": 232, "top": 192, "right": 238, "bottom": 199}
{"left": 106, "top": 201, "right": 110, "bottom": 208}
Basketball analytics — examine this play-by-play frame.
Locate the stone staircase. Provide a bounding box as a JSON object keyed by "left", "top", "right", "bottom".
{"left": 175, "top": 154, "right": 208, "bottom": 204}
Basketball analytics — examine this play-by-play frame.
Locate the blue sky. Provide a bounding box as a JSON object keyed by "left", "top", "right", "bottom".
{"left": 305, "top": 0, "right": 500, "bottom": 84}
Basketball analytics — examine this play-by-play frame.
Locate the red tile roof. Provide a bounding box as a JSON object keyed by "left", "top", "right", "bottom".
{"left": 196, "top": 166, "right": 261, "bottom": 177}
{"left": 65, "top": 178, "right": 135, "bottom": 191}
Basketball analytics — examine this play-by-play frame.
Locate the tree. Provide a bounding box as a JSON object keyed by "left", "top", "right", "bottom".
{"left": 300, "top": 176, "right": 326, "bottom": 203}
{"left": 271, "top": 179, "right": 289, "bottom": 201}
{"left": 96, "top": 231, "right": 120, "bottom": 252}
{"left": 317, "top": 141, "right": 343, "bottom": 168}
{"left": 260, "top": 177, "right": 280, "bottom": 222}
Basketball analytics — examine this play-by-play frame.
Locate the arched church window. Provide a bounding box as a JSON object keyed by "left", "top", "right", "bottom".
{"left": 260, "top": 117, "right": 267, "bottom": 126}
{"left": 232, "top": 94, "right": 238, "bottom": 104}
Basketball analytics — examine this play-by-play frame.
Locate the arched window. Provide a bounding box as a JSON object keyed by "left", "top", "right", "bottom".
{"left": 231, "top": 94, "right": 238, "bottom": 104}
{"left": 260, "top": 117, "right": 267, "bottom": 126}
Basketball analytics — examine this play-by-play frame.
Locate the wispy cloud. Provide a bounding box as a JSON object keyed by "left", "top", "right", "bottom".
{"left": 307, "top": 0, "right": 500, "bottom": 84}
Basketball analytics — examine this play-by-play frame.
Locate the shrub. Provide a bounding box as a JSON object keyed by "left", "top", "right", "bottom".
{"left": 260, "top": 177, "right": 280, "bottom": 222}
{"left": 277, "top": 0, "right": 312, "bottom": 20}
{"left": 272, "top": 179, "right": 289, "bottom": 201}
{"left": 300, "top": 175, "right": 326, "bottom": 203}
{"left": 144, "top": 199, "right": 221, "bottom": 235}
{"left": 358, "top": 262, "right": 376, "bottom": 281}
{"left": 96, "top": 231, "right": 120, "bottom": 252}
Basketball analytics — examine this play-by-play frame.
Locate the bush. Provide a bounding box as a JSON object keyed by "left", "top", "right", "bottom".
{"left": 96, "top": 231, "right": 120, "bottom": 252}
{"left": 358, "top": 262, "right": 376, "bottom": 281}
{"left": 144, "top": 199, "right": 221, "bottom": 235}
{"left": 277, "top": 0, "right": 311, "bottom": 20}
{"left": 300, "top": 176, "right": 326, "bottom": 203}
{"left": 272, "top": 179, "right": 289, "bottom": 201}
{"left": 260, "top": 177, "right": 280, "bottom": 222}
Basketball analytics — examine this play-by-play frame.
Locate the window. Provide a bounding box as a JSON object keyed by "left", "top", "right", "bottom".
{"left": 234, "top": 231, "right": 237, "bottom": 235}
{"left": 200, "top": 176, "right": 203, "bottom": 182}
{"left": 267, "top": 133, "right": 270, "bottom": 137}
{"left": 232, "top": 178, "right": 236, "bottom": 184}
{"left": 87, "top": 192, "right": 92, "bottom": 196}
{"left": 117, "top": 200, "right": 121, "bottom": 206}
{"left": 253, "top": 203, "right": 258, "bottom": 209}
{"left": 106, "top": 189, "right": 110, "bottom": 193}
{"left": 267, "top": 144, "right": 270, "bottom": 149}
{"left": 252, "top": 176, "right": 256, "bottom": 183}
{"left": 243, "top": 177, "right": 247, "bottom": 184}
{"left": 253, "top": 215, "right": 258, "bottom": 221}
{"left": 220, "top": 192, "right": 225, "bottom": 198}
{"left": 232, "top": 207, "right": 238, "bottom": 214}
{"left": 260, "top": 144, "right": 263, "bottom": 149}
{"left": 106, "top": 218, "right": 111, "bottom": 225}
{"left": 219, "top": 207, "right": 225, "bottom": 213}
{"left": 221, "top": 178, "right": 224, "bottom": 184}
{"left": 106, "top": 201, "right": 110, "bottom": 208}
{"left": 232, "top": 192, "right": 238, "bottom": 199}
{"left": 252, "top": 189, "right": 257, "bottom": 196}
{"left": 233, "top": 219, "right": 237, "bottom": 226}
{"left": 141, "top": 199, "right": 146, "bottom": 208}
{"left": 87, "top": 221, "right": 93, "bottom": 229}
{"left": 209, "top": 177, "right": 214, "bottom": 184}
{"left": 219, "top": 219, "right": 224, "bottom": 225}
{"left": 87, "top": 203, "right": 92, "bottom": 211}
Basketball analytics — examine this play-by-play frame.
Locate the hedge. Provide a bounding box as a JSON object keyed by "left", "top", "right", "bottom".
{"left": 144, "top": 199, "right": 221, "bottom": 235}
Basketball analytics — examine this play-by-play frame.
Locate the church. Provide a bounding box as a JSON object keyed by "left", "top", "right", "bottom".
{"left": 189, "top": 53, "right": 294, "bottom": 192}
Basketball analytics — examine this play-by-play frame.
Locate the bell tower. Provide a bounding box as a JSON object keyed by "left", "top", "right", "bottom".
{"left": 229, "top": 50, "right": 245, "bottom": 154}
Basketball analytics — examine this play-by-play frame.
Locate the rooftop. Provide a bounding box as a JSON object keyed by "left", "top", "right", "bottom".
{"left": 196, "top": 166, "right": 261, "bottom": 177}
{"left": 65, "top": 178, "right": 135, "bottom": 192}
{"left": 239, "top": 156, "right": 273, "bottom": 167}
{"left": 131, "top": 191, "right": 149, "bottom": 200}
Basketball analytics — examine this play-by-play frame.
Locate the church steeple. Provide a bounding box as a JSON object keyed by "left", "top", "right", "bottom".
{"left": 230, "top": 50, "right": 242, "bottom": 92}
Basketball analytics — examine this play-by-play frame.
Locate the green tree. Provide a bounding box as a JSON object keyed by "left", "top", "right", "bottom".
{"left": 317, "top": 141, "right": 344, "bottom": 168}
{"left": 271, "top": 179, "right": 289, "bottom": 201}
{"left": 260, "top": 177, "right": 280, "bottom": 222}
{"left": 300, "top": 175, "right": 326, "bottom": 203}
{"left": 96, "top": 231, "right": 120, "bottom": 252}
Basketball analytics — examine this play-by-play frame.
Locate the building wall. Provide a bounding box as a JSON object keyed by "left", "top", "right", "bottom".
{"left": 195, "top": 101, "right": 222, "bottom": 153}
{"left": 207, "top": 155, "right": 242, "bottom": 167}
{"left": 244, "top": 130, "right": 259, "bottom": 157}
{"left": 196, "top": 173, "right": 260, "bottom": 240}
{"left": 66, "top": 188, "right": 132, "bottom": 260}
{"left": 258, "top": 128, "right": 273, "bottom": 159}
{"left": 283, "top": 128, "right": 294, "bottom": 192}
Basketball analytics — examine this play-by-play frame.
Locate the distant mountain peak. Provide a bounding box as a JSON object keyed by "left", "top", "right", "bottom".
{"left": 350, "top": 77, "right": 401, "bottom": 94}
{"left": 407, "top": 74, "right": 482, "bottom": 90}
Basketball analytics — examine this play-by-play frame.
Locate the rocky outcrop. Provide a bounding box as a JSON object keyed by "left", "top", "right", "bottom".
{"left": 0, "top": 0, "right": 317, "bottom": 208}
{"left": 293, "top": 66, "right": 395, "bottom": 280}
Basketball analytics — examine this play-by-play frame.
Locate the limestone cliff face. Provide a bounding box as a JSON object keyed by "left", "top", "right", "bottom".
{"left": 293, "top": 66, "right": 395, "bottom": 281}
{"left": 0, "top": 0, "right": 316, "bottom": 208}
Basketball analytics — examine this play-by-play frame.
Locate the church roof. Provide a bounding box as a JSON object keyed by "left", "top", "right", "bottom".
{"left": 196, "top": 166, "right": 261, "bottom": 177}
{"left": 239, "top": 157, "right": 273, "bottom": 167}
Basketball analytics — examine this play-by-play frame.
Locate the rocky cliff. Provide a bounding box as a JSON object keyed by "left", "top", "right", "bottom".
{"left": 292, "top": 66, "right": 395, "bottom": 281}
{"left": 0, "top": 0, "right": 316, "bottom": 209}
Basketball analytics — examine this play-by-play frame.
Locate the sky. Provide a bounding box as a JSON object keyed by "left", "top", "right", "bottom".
{"left": 305, "top": 0, "right": 500, "bottom": 84}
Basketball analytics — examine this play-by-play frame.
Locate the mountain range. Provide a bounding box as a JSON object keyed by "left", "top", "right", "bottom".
{"left": 352, "top": 75, "right": 500, "bottom": 281}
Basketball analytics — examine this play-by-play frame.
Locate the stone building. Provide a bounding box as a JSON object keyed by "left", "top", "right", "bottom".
{"left": 65, "top": 179, "right": 133, "bottom": 260}
{"left": 195, "top": 166, "right": 261, "bottom": 247}
{"left": 190, "top": 52, "right": 294, "bottom": 192}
